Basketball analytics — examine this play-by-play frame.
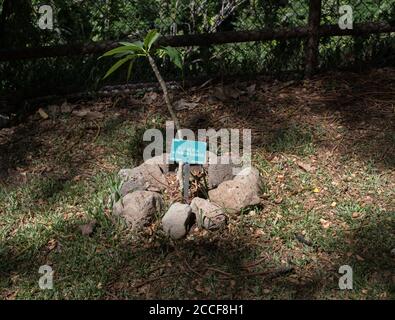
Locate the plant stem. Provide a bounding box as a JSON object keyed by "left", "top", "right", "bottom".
{"left": 148, "top": 54, "right": 181, "bottom": 135}
{"left": 148, "top": 54, "right": 185, "bottom": 195}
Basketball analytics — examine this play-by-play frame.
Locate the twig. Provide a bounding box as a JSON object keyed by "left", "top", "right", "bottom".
{"left": 206, "top": 267, "right": 234, "bottom": 278}
{"left": 93, "top": 119, "right": 101, "bottom": 142}
{"left": 242, "top": 256, "right": 267, "bottom": 270}
{"left": 133, "top": 272, "right": 185, "bottom": 289}
{"left": 239, "top": 266, "right": 294, "bottom": 279}
{"left": 184, "top": 259, "right": 205, "bottom": 278}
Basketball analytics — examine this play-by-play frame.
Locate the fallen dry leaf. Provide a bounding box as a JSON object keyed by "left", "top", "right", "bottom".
{"left": 320, "top": 218, "right": 331, "bottom": 229}
{"left": 47, "top": 238, "right": 57, "bottom": 251}
{"left": 85, "top": 111, "right": 104, "bottom": 121}
{"left": 60, "top": 102, "right": 72, "bottom": 113}
{"left": 352, "top": 212, "right": 361, "bottom": 219}
{"left": 79, "top": 220, "right": 97, "bottom": 236}
{"left": 142, "top": 91, "right": 158, "bottom": 104}
{"left": 72, "top": 109, "right": 103, "bottom": 120}
{"left": 72, "top": 109, "right": 89, "bottom": 117}
{"left": 297, "top": 161, "right": 316, "bottom": 173}
{"left": 174, "top": 99, "right": 199, "bottom": 111}
{"left": 274, "top": 197, "right": 283, "bottom": 204}
{"left": 356, "top": 254, "right": 365, "bottom": 261}
{"left": 246, "top": 84, "right": 256, "bottom": 96}
{"left": 37, "top": 108, "right": 49, "bottom": 119}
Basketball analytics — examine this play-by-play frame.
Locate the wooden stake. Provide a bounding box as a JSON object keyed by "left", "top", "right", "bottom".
{"left": 183, "top": 163, "right": 190, "bottom": 203}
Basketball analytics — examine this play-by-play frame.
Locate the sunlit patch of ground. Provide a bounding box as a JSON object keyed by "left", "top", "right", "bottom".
{"left": 0, "top": 68, "right": 394, "bottom": 299}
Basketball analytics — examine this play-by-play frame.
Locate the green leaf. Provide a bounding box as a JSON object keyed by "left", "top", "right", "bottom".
{"left": 103, "top": 55, "right": 133, "bottom": 80}
{"left": 114, "top": 51, "right": 132, "bottom": 59}
{"left": 144, "top": 30, "right": 160, "bottom": 51}
{"left": 119, "top": 40, "right": 144, "bottom": 48}
{"left": 100, "top": 46, "right": 131, "bottom": 58}
{"left": 126, "top": 58, "right": 135, "bottom": 81}
{"left": 156, "top": 48, "right": 166, "bottom": 59}
{"left": 159, "top": 46, "right": 183, "bottom": 69}
{"left": 119, "top": 41, "right": 145, "bottom": 53}
{"left": 100, "top": 42, "right": 145, "bottom": 59}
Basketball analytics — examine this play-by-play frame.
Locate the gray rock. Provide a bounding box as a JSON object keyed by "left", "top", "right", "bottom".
{"left": 191, "top": 197, "right": 227, "bottom": 230}
{"left": 113, "top": 191, "right": 163, "bottom": 230}
{"left": 234, "top": 166, "right": 261, "bottom": 186}
{"left": 118, "top": 168, "right": 135, "bottom": 182}
{"left": 208, "top": 167, "right": 261, "bottom": 214}
{"left": 118, "top": 162, "right": 168, "bottom": 195}
{"left": 120, "top": 179, "right": 146, "bottom": 197}
{"left": 144, "top": 153, "right": 175, "bottom": 174}
{"left": 204, "top": 152, "right": 242, "bottom": 189}
{"left": 162, "top": 203, "right": 193, "bottom": 240}
{"left": 0, "top": 114, "right": 10, "bottom": 128}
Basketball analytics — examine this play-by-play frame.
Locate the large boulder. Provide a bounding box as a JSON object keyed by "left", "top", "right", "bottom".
{"left": 113, "top": 191, "right": 163, "bottom": 230}
{"left": 204, "top": 152, "right": 242, "bottom": 189}
{"left": 162, "top": 203, "right": 193, "bottom": 240}
{"left": 191, "top": 197, "right": 227, "bottom": 230}
{"left": 119, "top": 179, "right": 146, "bottom": 196}
{"left": 208, "top": 167, "right": 261, "bottom": 214}
{"left": 118, "top": 162, "right": 168, "bottom": 196}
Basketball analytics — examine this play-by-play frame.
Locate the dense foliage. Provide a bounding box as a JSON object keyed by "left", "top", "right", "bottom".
{"left": 0, "top": 0, "right": 394, "bottom": 98}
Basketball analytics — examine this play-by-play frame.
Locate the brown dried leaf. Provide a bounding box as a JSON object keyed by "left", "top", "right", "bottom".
{"left": 297, "top": 161, "right": 316, "bottom": 173}
{"left": 38, "top": 108, "right": 49, "bottom": 119}
{"left": 142, "top": 91, "right": 158, "bottom": 104}
{"left": 320, "top": 218, "right": 331, "bottom": 229}
{"left": 79, "top": 220, "right": 97, "bottom": 236}
{"left": 174, "top": 99, "right": 199, "bottom": 111}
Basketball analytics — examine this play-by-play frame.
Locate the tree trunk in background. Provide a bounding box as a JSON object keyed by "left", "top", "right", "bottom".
{"left": 305, "top": 0, "right": 322, "bottom": 78}
{"left": 0, "top": 0, "right": 12, "bottom": 47}
{"left": 0, "top": 0, "right": 35, "bottom": 48}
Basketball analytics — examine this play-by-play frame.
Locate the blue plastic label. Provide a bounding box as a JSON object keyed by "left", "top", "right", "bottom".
{"left": 170, "top": 139, "right": 207, "bottom": 164}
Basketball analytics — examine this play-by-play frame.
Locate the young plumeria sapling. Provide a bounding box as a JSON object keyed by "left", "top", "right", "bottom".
{"left": 100, "top": 30, "right": 186, "bottom": 193}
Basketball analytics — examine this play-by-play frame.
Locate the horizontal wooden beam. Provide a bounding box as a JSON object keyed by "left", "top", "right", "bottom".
{"left": 320, "top": 21, "right": 395, "bottom": 36}
{"left": 0, "top": 22, "right": 393, "bottom": 62}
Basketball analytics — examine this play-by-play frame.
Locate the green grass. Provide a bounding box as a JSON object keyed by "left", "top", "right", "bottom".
{"left": 1, "top": 153, "right": 394, "bottom": 300}
{"left": 267, "top": 125, "right": 315, "bottom": 156}
{"left": 0, "top": 91, "right": 394, "bottom": 300}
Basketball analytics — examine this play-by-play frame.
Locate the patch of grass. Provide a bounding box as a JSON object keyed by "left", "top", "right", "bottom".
{"left": 1, "top": 72, "right": 395, "bottom": 300}
{"left": 0, "top": 171, "right": 127, "bottom": 299}
{"left": 267, "top": 125, "right": 315, "bottom": 156}
{"left": 98, "top": 116, "right": 167, "bottom": 167}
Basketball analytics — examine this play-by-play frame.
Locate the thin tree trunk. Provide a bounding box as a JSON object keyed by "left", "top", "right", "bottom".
{"left": 148, "top": 54, "right": 181, "bottom": 134}
{"left": 148, "top": 54, "right": 185, "bottom": 194}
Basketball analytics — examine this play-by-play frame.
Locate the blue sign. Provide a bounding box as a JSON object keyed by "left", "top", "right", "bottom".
{"left": 170, "top": 139, "right": 207, "bottom": 164}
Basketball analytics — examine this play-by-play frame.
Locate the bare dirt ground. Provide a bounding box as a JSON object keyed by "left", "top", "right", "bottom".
{"left": 0, "top": 68, "right": 394, "bottom": 299}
